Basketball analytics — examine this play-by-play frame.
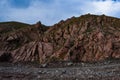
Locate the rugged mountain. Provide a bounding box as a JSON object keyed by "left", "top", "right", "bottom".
{"left": 0, "top": 21, "right": 49, "bottom": 63}
{"left": 0, "top": 14, "right": 120, "bottom": 63}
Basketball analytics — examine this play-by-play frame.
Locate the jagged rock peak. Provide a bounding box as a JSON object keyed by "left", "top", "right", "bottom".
{"left": 35, "top": 21, "right": 42, "bottom": 28}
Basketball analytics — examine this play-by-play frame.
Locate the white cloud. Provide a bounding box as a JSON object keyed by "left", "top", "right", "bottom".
{"left": 0, "top": 0, "right": 120, "bottom": 25}
{"left": 81, "top": 0, "right": 120, "bottom": 16}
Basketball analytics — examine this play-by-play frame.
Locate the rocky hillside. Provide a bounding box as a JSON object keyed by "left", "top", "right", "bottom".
{"left": 0, "top": 14, "right": 120, "bottom": 63}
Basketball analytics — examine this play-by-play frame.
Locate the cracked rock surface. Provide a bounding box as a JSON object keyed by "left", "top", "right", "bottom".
{"left": 0, "top": 14, "right": 120, "bottom": 63}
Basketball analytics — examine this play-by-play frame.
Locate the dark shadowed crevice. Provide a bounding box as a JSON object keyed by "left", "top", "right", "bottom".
{"left": 34, "top": 44, "right": 39, "bottom": 62}
{"left": 0, "top": 53, "right": 12, "bottom": 62}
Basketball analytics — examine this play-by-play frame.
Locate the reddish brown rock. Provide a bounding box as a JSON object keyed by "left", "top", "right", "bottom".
{"left": 0, "top": 14, "right": 119, "bottom": 63}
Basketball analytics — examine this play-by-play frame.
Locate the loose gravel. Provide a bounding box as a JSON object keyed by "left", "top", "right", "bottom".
{"left": 0, "top": 59, "right": 120, "bottom": 80}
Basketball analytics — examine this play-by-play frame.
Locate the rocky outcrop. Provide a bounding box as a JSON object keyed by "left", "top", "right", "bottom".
{"left": 12, "top": 42, "right": 53, "bottom": 63}
{"left": 0, "top": 14, "right": 120, "bottom": 63}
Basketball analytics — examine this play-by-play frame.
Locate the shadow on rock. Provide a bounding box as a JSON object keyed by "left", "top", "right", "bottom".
{"left": 0, "top": 52, "right": 12, "bottom": 62}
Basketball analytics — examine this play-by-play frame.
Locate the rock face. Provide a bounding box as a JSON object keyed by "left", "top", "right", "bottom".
{"left": 0, "top": 14, "right": 120, "bottom": 63}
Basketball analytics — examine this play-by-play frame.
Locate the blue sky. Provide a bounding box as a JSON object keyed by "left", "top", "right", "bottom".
{"left": 0, "top": 0, "right": 120, "bottom": 25}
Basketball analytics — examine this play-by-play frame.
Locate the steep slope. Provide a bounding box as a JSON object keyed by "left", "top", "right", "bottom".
{"left": 0, "top": 14, "right": 119, "bottom": 63}
{"left": 44, "top": 14, "right": 120, "bottom": 62}
{"left": 0, "top": 21, "right": 49, "bottom": 62}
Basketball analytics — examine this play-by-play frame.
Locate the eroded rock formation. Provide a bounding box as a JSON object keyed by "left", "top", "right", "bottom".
{"left": 0, "top": 14, "right": 120, "bottom": 63}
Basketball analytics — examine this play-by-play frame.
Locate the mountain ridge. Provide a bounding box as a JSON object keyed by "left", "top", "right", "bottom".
{"left": 0, "top": 14, "right": 120, "bottom": 63}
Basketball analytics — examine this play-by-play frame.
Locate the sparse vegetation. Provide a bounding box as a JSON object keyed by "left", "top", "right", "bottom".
{"left": 0, "top": 21, "right": 30, "bottom": 34}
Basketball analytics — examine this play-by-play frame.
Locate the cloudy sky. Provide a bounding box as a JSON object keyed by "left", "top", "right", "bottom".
{"left": 0, "top": 0, "right": 120, "bottom": 25}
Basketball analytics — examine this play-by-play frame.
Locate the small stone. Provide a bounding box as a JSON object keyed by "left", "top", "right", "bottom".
{"left": 38, "top": 70, "right": 42, "bottom": 73}
{"left": 46, "top": 71, "right": 50, "bottom": 74}
{"left": 81, "top": 63, "right": 85, "bottom": 66}
{"left": 41, "top": 64, "right": 47, "bottom": 68}
{"left": 67, "top": 62, "right": 73, "bottom": 66}
{"left": 55, "top": 70, "right": 59, "bottom": 73}
{"left": 62, "top": 70, "right": 66, "bottom": 74}
{"left": 89, "top": 75, "right": 94, "bottom": 78}
{"left": 42, "top": 71, "right": 46, "bottom": 74}
{"left": 60, "top": 75, "right": 63, "bottom": 78}
{"left": 37, "top": 75, "right": 41, "bottom": 79}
